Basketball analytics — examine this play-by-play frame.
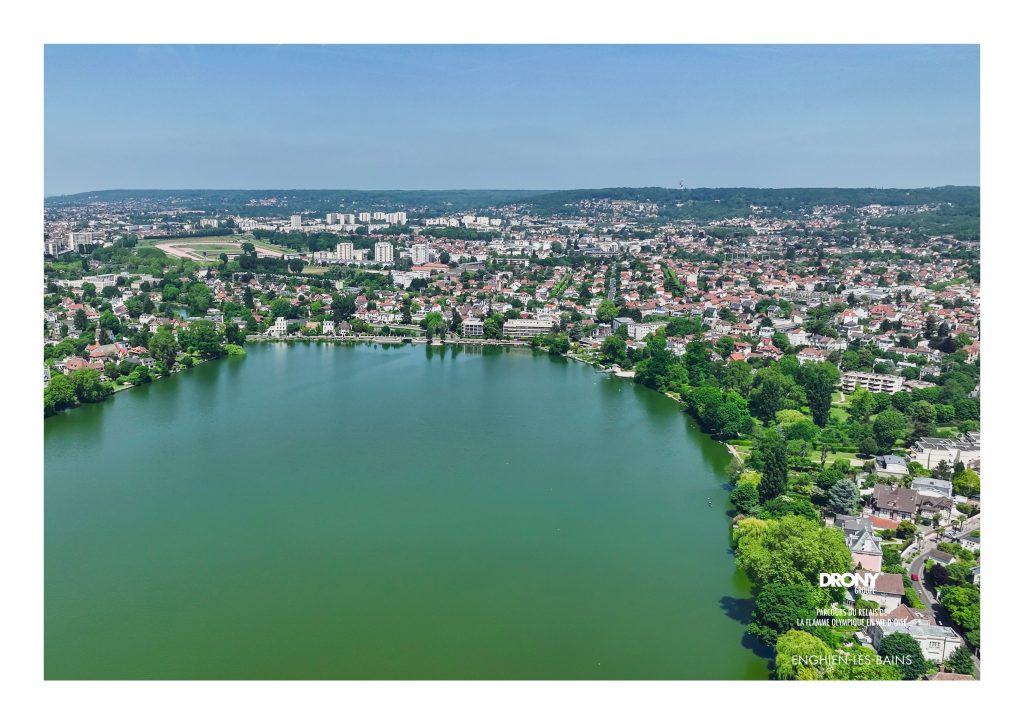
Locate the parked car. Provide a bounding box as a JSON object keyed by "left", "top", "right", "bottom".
{"left": 910, "top": 573, "right": 920, "bottom": 581}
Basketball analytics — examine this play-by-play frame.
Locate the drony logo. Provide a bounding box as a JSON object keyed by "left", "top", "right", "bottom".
{"left": 819, "top": 572, "right": 880, "bottom": 588}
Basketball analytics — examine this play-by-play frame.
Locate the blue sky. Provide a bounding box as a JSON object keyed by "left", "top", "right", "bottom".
{"left": 44, "top": 45, "right": 979, "bottom": 196}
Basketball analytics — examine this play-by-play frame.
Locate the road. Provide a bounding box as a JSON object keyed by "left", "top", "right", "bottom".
{"left": 905, "top": 515, "right": 981, "bottom": 678}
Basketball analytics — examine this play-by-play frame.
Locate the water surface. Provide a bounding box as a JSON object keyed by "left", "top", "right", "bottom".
{"left": 45, "top": 343, "right": 768, "bottom": 679}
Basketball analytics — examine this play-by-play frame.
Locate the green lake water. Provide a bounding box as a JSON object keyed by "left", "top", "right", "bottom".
{"left": 44, "top": 343, "right": 770, "bottom": 679}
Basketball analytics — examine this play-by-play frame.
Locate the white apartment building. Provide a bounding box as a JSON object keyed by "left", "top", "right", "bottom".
{"left": 290, "top": 214, "right": 302, "bottom": 230}
{"left": 411, "top": 243, "right": 431, "bottom": 265}
{"left": 341, "top": 214, "right": 356, "bottom": 225}
{"left": 326, "top": 213, "right": 340, "bottom": 224}
{"left": 841, "top": 370, "right": 905, "bottom": 394}
{"left": 374, "top": 242, "right": 394, "bottom": 264}
{"left": 269, "top": 317, "right": 288, "bottom": 337}
{"left": 358, "top": 212, "right": 371, "bottom": 223}
{"left": 502, "top": 318, "right": 556, "bottom": 339}
{"left": 461, "top": 318, "right": 485, "bottom": 337}
{"left": 336, "top": 242, "right": 354, "bottom": 261}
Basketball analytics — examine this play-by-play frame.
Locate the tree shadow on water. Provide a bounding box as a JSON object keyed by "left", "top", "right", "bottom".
{"left": 720, "top": 596, "right": 775, "bottom": 662}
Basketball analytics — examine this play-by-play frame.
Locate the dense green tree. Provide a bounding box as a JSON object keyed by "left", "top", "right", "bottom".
{"left": 729, "top": 482, "right": 760, "bottom": 514}
{"left": 749, "top": 368, "right": 800, "bottom": 424}
{"left": 774, "top": 630, "right": 836, "bottom": 680}
{"left": 733, "top": 514, "right": 851, "bottom": 589}
{"left": 756, "top": 428, "right": 789, "bottom": 502}
{"left": 599, "top": 334, "right": 627, "bottom": 366}
{"left": 941, "top": 585, "right": 980, "bottom": 648}
{"left": 68, "top": 368, "right": 110, "bottom": 403}
{"left": 846, "top": 387, "right": 875, "bottom": 422}
{"left": 878, "top": 633, "right": 928, "bottom": 680}
{"left": 872, "top": 409, "right": 908, "bottom": 450}
{"left": 799, "top": 362, "right": 840, "bottom": 427}
{"left": 331, "top": 294, "right": 356, "bottom": 322}
{"left": 181, "top": 320, "right": 223, "bottom": 358}
{"left": 43, "top": 374, "right": 77, "bottom": 416}
{"left": 947, "top": 645, "right": 974, "bottom": 676}
{"left": 596, "top": 298, "right": 618, "bottom": 323}
{"left": 749, "top": 580, "right": 819, "bottom": 644}
{"left": 828, "top": 477, "right": 861, "bottom": 515}
{"left": 951, "top": 468, "right": 980, "bottom": 498}
{"left": 270, "top": 297, "right": 293, "bottom": 320}
{"left": 149, "top": 327, "right": 179, "bottom": 369}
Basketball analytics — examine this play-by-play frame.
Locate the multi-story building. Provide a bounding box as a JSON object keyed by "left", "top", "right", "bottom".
{"left": 411, "top": 243, "right": 431, "bottom": 265}
{"left": 374, "top": 242, "right": 394, "bottom": 264}
{"left": 461, "top": 318, "right": 484, "bottom": 337}
{"left": 868, "top": 623, "right": 963, "bottom": 663}
{"left": 269, "top": 316, "right": 288, "bottom": 337}
{"left": 326, "top": 213, "right": 340, "bottom": 224}
{"left": 909, "top": 432, "right": 981, "bottom": 471}
{"left": 290, "top": 214, "right": 302, "bottom": 230}
{"left": 358, "top": 212, "right": 371, "bottom": 223}
{"left": 502, "top": 318, "right": 556, "bottom": 339}
{"left": 841, "top": 371, "right": 904, "bottom": 394}
{"left": 336, "top": 242, "right": 354, "bottom": 261}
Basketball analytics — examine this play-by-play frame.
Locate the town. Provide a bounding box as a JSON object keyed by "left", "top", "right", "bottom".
{"left": 43, "top": 186, "right": 981, "bottom": 680}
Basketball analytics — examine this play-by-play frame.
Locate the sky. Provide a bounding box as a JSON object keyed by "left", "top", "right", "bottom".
{"left": 44, "top": 44, "right": 980, "bottom": 196}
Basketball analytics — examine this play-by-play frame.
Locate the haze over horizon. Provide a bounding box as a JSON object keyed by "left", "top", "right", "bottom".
{"left": 45, "top": 45, "right": 979, "bottom": 197}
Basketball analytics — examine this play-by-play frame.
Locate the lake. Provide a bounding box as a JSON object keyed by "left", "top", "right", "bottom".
{"left": 44, "top": 342, "right": 770, "bottom": 679}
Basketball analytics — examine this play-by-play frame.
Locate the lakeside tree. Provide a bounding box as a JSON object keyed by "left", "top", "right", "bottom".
{"left": 44, "top": 374, "right": 77, "bottom": 416}
{"left": 68, "top": 368, "right": 111, "bottom": 403}
{"left": 149, "top": 327, "right": 179, "bottom": 369}
{"left": 181, "top": 320, "right": 224, "bottom": 359}
{"left": 774, "top": 630, "right": 835, "bottom": 680}
{"left": 733, "top": 515, "right": 851, "bottom": 590}
{"left": 729, "top": 482, "right": 760, "bottom": 515}
{"left": 748, "top": 580, "right": 819, "bottom": 644}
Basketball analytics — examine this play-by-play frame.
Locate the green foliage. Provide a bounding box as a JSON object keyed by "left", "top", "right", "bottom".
{"left": 733, "top": 515, "right": 851, "bottom": 589}
{"left": 828, "top": 477, "right": 861, "bottom": 515}
{"left": 774, "top": 630, "right": 836, "bottom": 680}
{"left": 180, "top": 320, "right": 224, "bottom": 358}
{"left": 43, "top": 374, "right": 77, "bottom": 416}
{"left": 951, "top": 468, "right": 980, "bottom": 498}
{"left": 749, "top": 580, "right": 819, "bottom": 644}
{"left": 729, "top": 482, "right": 760, "bottom": 515}
{"left": 68, "top": 368, "right": 111, "bottom": 403}
{"left": 872, "top": 409, "right": 908, "bottom": 450}
{"left": 947, "top": 645, "right": 974, "bottom": 676}
{"left": 755, "top": 428, "right": 789, "bottom": 502}
{"left": 749, "top": 367, "right": 802, "bottom": 424}
{"left": 685, "top": 385, "right": 752, "bottom": 439}
{"left": 799, "top": 362, "right": 840, "bottom": 427}
{"left": 878, "top": 633, "right": 928, "bottom": 680}
{"left": 941, "top": 585, "right": 980, "bottom": 648}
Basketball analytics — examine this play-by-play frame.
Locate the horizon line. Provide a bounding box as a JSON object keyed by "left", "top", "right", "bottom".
{"left": 45, "top": 184, "right": 981, "bottom": 200}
